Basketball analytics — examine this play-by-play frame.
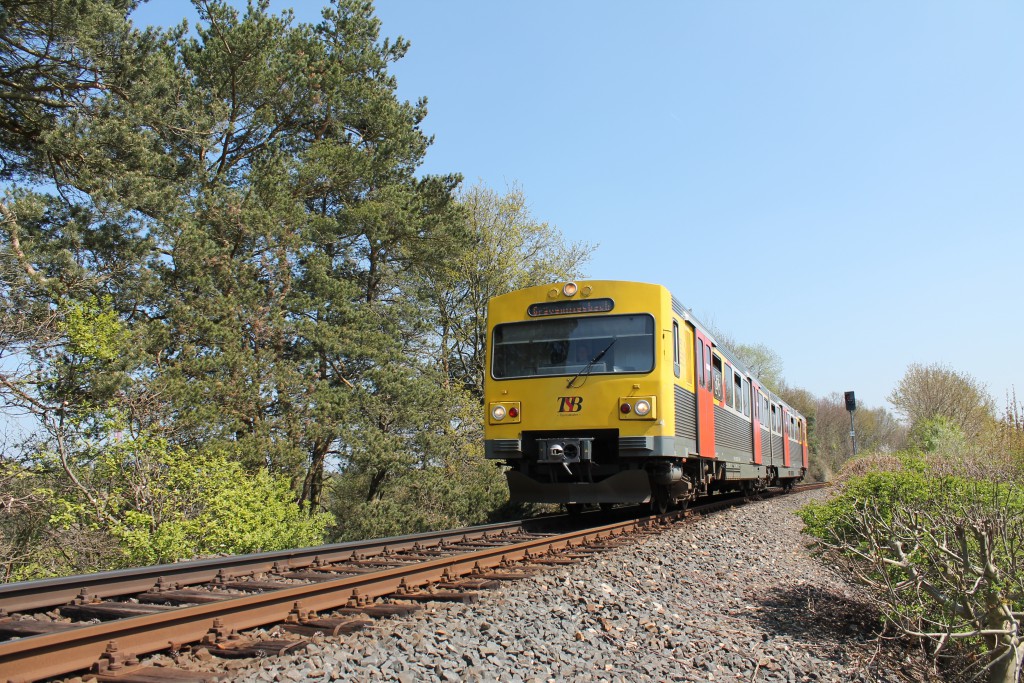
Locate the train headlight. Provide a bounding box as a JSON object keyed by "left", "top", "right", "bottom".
{"left": 562, "top": 282, "right": 578, "bottom": 297}
{"left": 618, "top": 396, "right": 656, "bottom": 420}
{"left": 488, "top": 402, "right": 521, "bottom": 425}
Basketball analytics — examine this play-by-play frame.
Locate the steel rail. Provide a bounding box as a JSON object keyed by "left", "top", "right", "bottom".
{"left": 0, "top": 518, "right": 536, "bottom": 613}
{"left": 0, "top": 514, "right": 655, "bottom": 683}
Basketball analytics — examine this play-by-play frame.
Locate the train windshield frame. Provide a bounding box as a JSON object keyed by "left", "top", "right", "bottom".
{"left": 491, "top": 314, "right": 656, "bottom": 380}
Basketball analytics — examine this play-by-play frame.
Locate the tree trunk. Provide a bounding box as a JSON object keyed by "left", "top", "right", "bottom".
{"left": 300, "top": 441, "right": 329, "bottom": 513}
{"left": 985, "top": 640, "right": 1022, "bottom": 683}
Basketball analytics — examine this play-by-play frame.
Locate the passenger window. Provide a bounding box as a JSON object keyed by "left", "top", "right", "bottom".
{"left": 734, "top": 372, "right": 743, "bottom": 413}
{"left": 742, "top": 378, "right": 750, "bottom": 417}
{"left": 724, "top": 366, "right": 733, "bottom": 408}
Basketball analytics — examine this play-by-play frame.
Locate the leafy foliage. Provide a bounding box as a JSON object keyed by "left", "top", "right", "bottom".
{"left": 2, "top": 296, "right": 331, "bottom": 579}
{"left": 0, "top": 1, "right": 596, "bottom": 578}
{"left": 800, "top": 452, "right": 1024, "bottom": 683}
{"left": 41, "top": 432, "right": 332, "bottom": 571}
{"left": 889, "top": 363, "right": 996, "bottom": 439}
{"left": 0, "top": 0, "right": 142, "bottom": 178}
{"left": 419, "top": 183, "right": 594, "bottom": 398}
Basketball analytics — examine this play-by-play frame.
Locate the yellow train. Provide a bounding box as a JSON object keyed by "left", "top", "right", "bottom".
{"left": 484, "top": 280, "right": 808, "bottom": 512}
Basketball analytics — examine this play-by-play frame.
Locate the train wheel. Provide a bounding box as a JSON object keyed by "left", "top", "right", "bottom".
{"left": 650, "top": 486, "right": 670, "bottom": 514}
{"left": 599, "top": 502, "right": 615, "bottom": 512}
{"left": 677, "top": 498, "right": 690, "bottom": 516}
{"left": 566, "top": 503, "right": 583, "bottom": 516}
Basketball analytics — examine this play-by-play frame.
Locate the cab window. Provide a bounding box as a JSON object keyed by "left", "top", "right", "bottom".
{"left": 672, "top": 321, "right": 680, "bottom": 378}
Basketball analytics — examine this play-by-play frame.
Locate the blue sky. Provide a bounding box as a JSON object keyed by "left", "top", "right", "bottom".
{"left": 132, "top": 1, "right": 1024, "bottom": 414}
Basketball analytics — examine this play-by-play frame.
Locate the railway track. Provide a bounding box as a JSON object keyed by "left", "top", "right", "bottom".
{"left": 0, "top": 484, "right": 824, "bottom": 683}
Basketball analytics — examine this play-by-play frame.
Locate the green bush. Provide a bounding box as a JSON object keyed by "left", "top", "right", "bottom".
{"left": 799, "top": 451, "right": 1024, "bottom": 683}
{"left": 42, "top": 433, "right": 333, "bottom": 571}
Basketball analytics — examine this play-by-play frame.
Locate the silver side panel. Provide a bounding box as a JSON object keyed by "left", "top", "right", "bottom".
{"left": 674, "top": 386, "right": 697, "bottom": 442}
{"left": 618, "top": 435, "right": 685, "bottom": 458}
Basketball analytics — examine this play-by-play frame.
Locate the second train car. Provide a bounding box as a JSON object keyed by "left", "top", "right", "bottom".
{"left": 483, "top": 280, "right": 807, "bottom": 512}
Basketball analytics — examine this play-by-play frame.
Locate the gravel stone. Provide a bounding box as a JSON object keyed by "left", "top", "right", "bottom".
{"left": 190, "top": 490, "right": 935, "bottom": 682}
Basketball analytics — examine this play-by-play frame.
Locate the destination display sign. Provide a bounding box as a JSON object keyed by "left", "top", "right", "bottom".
{"left": 527, "top": 298, "right": 615, "bottom": 317}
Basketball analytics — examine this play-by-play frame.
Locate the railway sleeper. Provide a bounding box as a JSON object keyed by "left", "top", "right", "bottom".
{"left": 279, "top": 570, "right": 354, "bottom": 581}
{"left": 301, "top": 565, "right": 399, "bottom": 575}
{"left": 205, "top": 638, "right": 308, "bottom": 659}
{"left": 95, "top": 669, "right": 218, "bottom": 683}
{"left": 192, "top": 618, "right": 310, "bottom": 659}
{"left": 136, "top": 589, "right": 237, "bottom": 605}
{"left": 528, "top": 557, "right": 578, "bottom": 566}
{"left": 216, "top": 579, "right": 298, "bottom": 591}
{"left": 278, "top": 616, "right": 373, "bottom": 637}
{"left": 335, "top": 603, "right": 421, "bottom": 618}
{"left": 385, "top": 589, "right": 480, "bottom": 604}
{"left": 0, "top": 616, "right": 80, "bottom": 638}
{"left": 61, "top": 601, "right": 179, "bottom": 621}
{"left": 435, "top": 578, "right": 500, "bottom": 591}
{"left": 467, "top": 570, "right": 537, "bottom": 581}
{"left": 345, "top": 558, "right": 423, "bottom": 567}
{"left": 90, "top": 641, "right": 219, "bottom": 683}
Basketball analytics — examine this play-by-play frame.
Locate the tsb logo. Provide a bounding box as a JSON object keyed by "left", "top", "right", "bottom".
{"left": 558, "top": 396, "right": 583, "bottom": 413}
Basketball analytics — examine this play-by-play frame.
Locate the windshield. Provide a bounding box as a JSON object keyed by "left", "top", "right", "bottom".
{"left": 491, "top": 314, "right": 655, "bottom": 379}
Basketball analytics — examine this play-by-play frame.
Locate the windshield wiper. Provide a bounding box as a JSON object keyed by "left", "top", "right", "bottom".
{"left": 566, "top": 339, "right": 616, "bottom": 389}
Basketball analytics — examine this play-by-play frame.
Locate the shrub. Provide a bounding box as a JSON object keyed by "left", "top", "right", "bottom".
{"left": 40, "top": 432, "right": 332, "bottom": 573}
{"left": 800, "top": 452, "right": 1024, "bottom": 683}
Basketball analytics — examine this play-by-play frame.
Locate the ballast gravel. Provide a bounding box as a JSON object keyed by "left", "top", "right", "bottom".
{"left": 184, "top": 490, "right": 934, "bottom": 682}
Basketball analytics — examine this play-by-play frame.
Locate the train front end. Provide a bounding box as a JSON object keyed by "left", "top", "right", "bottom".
{"left": 484, "top": 281, "right": 675, "bottom": 508}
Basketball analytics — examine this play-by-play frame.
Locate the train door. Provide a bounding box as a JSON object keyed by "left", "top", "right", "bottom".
{"left": 800, "top": 419, "right": 809, "bottom": 468}
{"left": 693, "top": 329, "right": 715, "bottom": 458}
{"left": 781, "top": 406, "right": 791, "bottom": 468}
{"left": 751, "top": 380, "right": 762, "bottom": 465}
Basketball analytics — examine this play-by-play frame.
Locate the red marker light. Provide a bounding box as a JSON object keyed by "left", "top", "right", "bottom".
{"left": 620, "top": 403, "right": 632, "bottom": 414}
{"left": 508, "top": 407, "right": 519, "bottom": 418}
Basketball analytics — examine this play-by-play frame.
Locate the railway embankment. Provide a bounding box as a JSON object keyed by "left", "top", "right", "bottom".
{"left": 168, "top": 489, "right": 932, "bottom": 682}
